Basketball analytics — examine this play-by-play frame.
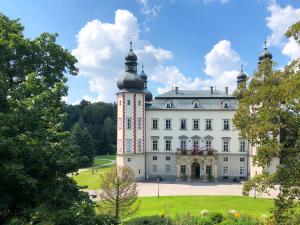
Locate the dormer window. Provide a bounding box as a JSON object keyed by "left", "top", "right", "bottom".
{"left": 193, "top": 100, "right": 200, "bottom": 108}
{"left": 166, "top": 101, "right": 172, "bottom": 108}
{"left": 223, "top": 101, "right": 229, "bottom": 109}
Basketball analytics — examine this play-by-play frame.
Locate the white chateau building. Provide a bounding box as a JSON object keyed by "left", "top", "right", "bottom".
{"left": 116, "top": 42, "right": 276, "bottom": 181}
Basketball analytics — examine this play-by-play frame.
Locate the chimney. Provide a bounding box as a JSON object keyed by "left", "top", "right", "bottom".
{"left": 175, "top": 86, "right": 179, "bottom": 94}
{"left": 210, "top": 86, "right": 213, "bottom": 94}
{"left": 225, "top": 87, "right": 229, "bottom": 95}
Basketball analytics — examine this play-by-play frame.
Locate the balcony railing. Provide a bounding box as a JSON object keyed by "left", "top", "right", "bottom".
{"left": 176, "top": 148, "right": 217, "bottom": 156}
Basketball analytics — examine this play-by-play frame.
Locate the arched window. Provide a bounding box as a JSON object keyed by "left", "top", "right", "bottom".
{"left": 192, "top": 100, "right": 200, "bottom": 108}
{"left": 165, "top": 101, "right": 172, "bottom": 108}
{"left": 223, "top": 101, "right": 229, "bottom": 109}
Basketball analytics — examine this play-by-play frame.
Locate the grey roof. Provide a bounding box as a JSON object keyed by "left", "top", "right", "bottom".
{"left": 146, "top": 89, "right": 238, "bottom": 110}
{"left": 155, "top": 89, "right": 235, "bottom": 99}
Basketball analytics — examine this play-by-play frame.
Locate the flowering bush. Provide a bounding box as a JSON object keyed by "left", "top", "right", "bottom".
{"left": 200, "top": 209, "right": 209, "bottom": 216}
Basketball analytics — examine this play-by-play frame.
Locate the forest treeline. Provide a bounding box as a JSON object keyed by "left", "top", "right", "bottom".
{"left": 64, "top": 100, "right": 116, "bottom": 166}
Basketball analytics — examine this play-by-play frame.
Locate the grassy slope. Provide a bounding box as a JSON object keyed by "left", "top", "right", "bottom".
{"left": 133, "top": 196, "right": 273, "bottom": 217}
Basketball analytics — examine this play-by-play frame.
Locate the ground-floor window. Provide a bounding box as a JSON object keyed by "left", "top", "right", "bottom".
{"left": 206, "top": 165, "right": 212, "bottom": 176}
{"left": 240, "top": 166, "right": 245, "bottom": 175}
{"left": 137, "top": 139, "right": 142, "bottom": 152}
{"left": 180, "top": 165, "right": 186, "bottom": 175}
{"left": 223, "top": 166, "right": 228, "bottom": 175}
{"left": 153, "top": 165, "right": 157, "bottom": 173}
{"left": 166, "top": 165, "right": 171, "bottom": 173}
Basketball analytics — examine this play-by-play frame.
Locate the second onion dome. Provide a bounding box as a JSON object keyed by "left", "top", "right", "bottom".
{"left": 140, "top": 65, "right": 153, "bottom": 102}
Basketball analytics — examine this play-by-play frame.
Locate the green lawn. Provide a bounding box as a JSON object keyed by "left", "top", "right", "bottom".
{"left": 133, "top": 196, "right": 273, "bottom": 218}
{"left": 94, "top": 154, "right": 116, "bottom": 161}
{"left": 73, "top": 164, "right": 116, "bottom": 189}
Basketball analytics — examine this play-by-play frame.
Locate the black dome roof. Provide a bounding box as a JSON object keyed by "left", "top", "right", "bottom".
{"left": 259, "top": 41, "right": 273, "bottom": 61}
{"left": 237, "top": 65, "right": 247, "bottom": 83}
{"left": 117, "top": 71, "right": 144, "bottom": 90}
{"left": 144, "top": 88, "right": 153, "bottom": 102}
{"left": 125, "top": 49, "right": 137, "bottom": 62}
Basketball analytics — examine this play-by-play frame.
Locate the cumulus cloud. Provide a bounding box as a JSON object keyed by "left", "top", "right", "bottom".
{"left": 137, "top": 0, "right": 161, "bottom": 19}
{"left": 72, "top": 9, "right": 242, "bottom": 103}
{"left": 266, "top": 0, "right": 300, "bottom": 60}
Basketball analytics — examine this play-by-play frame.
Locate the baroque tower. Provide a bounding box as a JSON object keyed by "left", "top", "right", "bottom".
{"left": 116, "top": 42, "right": 146, "bottom": 179}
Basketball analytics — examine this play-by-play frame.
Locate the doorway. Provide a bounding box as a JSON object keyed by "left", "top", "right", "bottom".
{"left": 191, "top": 162, "right": 201, "bottom": 179}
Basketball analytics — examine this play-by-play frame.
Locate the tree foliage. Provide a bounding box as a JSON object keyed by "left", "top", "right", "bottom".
{"left": 233, "top": 21, "right": 300, "bottom": 224}
{"left": 64, "top": 100, "right": 116, "bottom": 155}
{"left": 98, "top": 166, "right": 139, "bottom": 223}
{"left": 0, "top": 13, "right": 96, "bottom": 224}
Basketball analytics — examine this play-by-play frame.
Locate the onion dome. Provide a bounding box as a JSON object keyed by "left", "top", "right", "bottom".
{"left": 258, "top": 41, "right": 273, "bottom": 62}
{"left": 140, "top": 65, "right": 153, "bottom": 102}
{"left": 117, "top": 41, "right": 144, "bottom": 91}
{"left": 237, "top": 65, "right": 247, "bottom": 84}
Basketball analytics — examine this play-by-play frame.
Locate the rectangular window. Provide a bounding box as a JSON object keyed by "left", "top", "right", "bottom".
{"left": 166, "top": 156, "right": 171, "bottom": 161}
{"left": 240, "top": 157, "right": 245, "bottom": 162}
{"left": 127, "top": 99, "right": 130, "bottom": 105}
{"left": 137, "top": 118, "right": 142, "bottom": 130}
{"left": 138, "top": 100, "right": 141, "bottom": 106}
{"left": 180, "top": 165, "right": 186, "bottom": 175}
{"left": 193, "top": 140, "right": 199, "bottom": 150}
{"left": 206, "top": 119, "right": 212, "bottom": 130}
{"left": 118, "top": 139, "right": 122, "bottom": 153}
{"left": 240, "top": 166, "right": 245, "bottom": 175}
{"left": 223, "top": 119, "right": 230, "bottom": 130}
{"left": 118, "top": 118, "right": 122, "bottom": 129}
{"left": 180, "top": 119, "right": 187, "bottom": 130}
{"left": 223, "top": 140, "right": 229, "bottom": 152}
{"left": 223, "top": 166, "right": 228, "bottom": 175}
{"left": 166, "top": 165, "right": 171, "bottom": 173}
{"left": 137, "top": 139, "right": 142, "bottom": 152}
{"left": 180, "top": 140, "right": 186, "bottom": 150}
{"left": 126, "top": 117, "right": 132, "bottom": 130}
{"left": 165, "top": 119, "right": 171, "bottom": 129}
{"left": 153, "top": 156, "right": 157, "bottom": 160}
{"left": 127, "top": 157, "right": 132, "bottom": 163}
{"left": 153, "top": 165, "right": 157, "bottom": 173}
{"left": 126, "top": 139, "right": 132, "bottom": 153}
{"left": 193, "top": 119, "right": 199, "bottom": 130}
{"left": 223, "top": 157, "right": 228, "bottom": 162}
{"left": 165, "top": 140, "right": 171, "bottom": 151}
{"left": 240, "top": 141, "right": 246, "bottom": 152}
{"left": 152, "top": 119, "right": 158, "bottom": 129}
{"left": 152, "top": 140, "right": 158, "bottom": 150}
{"left": 205, "top": 140, "right": 212, "bottom": 150}
{"left": 119, "top": 100, "right": 121, "bottom": 106}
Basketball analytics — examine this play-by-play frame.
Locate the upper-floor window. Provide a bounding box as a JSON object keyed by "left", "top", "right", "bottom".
{"left": 205, "top": 140, "right": 212, "bottom": 150}
{"left": 126, "top": 139, "right": 132, "bottom": 153}
{"left": 166, "top": 101, "right": 172, "bottom": 108}
{"left": 205, "top": 119, "right": 212, "bottom": 130}
{"left": 126, "top": 118, "right": 132, "bottom": 130}
{"left": 224, "top": 157, "right": 228, "bottom": 162}
{"left": 166, "top": 156, "right": 171, "bottom": 161}
{"left": 223, "top": 140, "right": 229, "bottom": 152}
{"left": 118, "top": 118, "right": 122, "bottom": 129}
{"left": 138, "top": 100, "right": 141, "bottom": 106}
{"left": 193, "top": 119, "right": 199, "bottom": 130}
{"left": 152, "top": 140, "right": 158, "bottom": 151}
{"left": 153, "top": 156, "right": 157, "bottom": 160}
{"left": 223, "top": 101, "right": 229, "bottom": 108}
{"left": 240, "top": 157, "right": 245, "bottom": 162}
{"left": 152, "top": 119, "right": 158, "bottom": 129}
{"left": 165, "top": 140, "right": 171, "bottom": 151}
{"left": 180, "top": 119, "right": 187, "bottom": 130}
{"left": 137, "top": 118, "right": 142, "bottom": 130}
{"left": 180, "top": 140, "right": 187, "bottom": 150}
{"left": 165, "top": 119, "right": 171, "bottom": 129}
{"left": 223, "top": 119, "right": 230, "bottom": 130}
{"left": 137, "top": 139, "right": 142, "bottom": 152}
{"left": 240, "top": 141, "right": 246, "bottom": 152}
{"left": 127, "top": 99, "right": 130, "bottom": 105}
{"left": 193, "top": 140, "right": 199, "bottom": 150}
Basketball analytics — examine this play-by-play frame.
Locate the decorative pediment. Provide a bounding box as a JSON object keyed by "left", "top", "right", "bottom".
{"left": 204, "top": 135, "right": 214, "bottom": 139}
{"left": 164, "top": 136, "right": 173, "bottom": 139}
{"left": 178, "top": 135, "right": 188, "bottom": 139}
{"left": 191, "top": 135, "right": 201, "bottom": 139}
{"left": 151, "top": 136, "right": 160, "bottom": 139}
{"left": 222, "top": 137, "right": 231, "bottom": 140}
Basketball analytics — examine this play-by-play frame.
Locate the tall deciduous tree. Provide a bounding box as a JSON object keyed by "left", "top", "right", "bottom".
{"left": 98, "top": 166, "right": 139, "bottom": 224}
{"left": 0, "top": 14, "right": 96, "bottom": 224}
{"left": 233, "top": 21, "right": 300, "bottom": 224}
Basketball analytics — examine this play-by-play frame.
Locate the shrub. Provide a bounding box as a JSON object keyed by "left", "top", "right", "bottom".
{"left": 208, "top": 212, "right": 224, "bottom": 223}
{"left": 173, "top": 215, "right": 214, "bottom": 225}
{"left": 124, "top": 216, "right": 172, "bottom": 225}
{"left": 96, "top": 214, "right": 118, "bottom": 225}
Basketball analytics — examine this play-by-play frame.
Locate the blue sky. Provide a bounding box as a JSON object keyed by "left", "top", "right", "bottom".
{"left": 1, "top": 0, "right": 300, "bottom": 103}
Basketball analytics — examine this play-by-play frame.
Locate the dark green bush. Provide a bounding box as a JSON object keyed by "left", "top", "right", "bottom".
{"left": 173, "top": 215, "right": 214, "bottom": 225}
{"left": 124, "top": 216, "right": 172, "bottom": 225}
{"left": 96, "top": 214, "right": 118, "bottom": 225}
{"left": 208, "top": 212, "right": 224, "bottom": 223}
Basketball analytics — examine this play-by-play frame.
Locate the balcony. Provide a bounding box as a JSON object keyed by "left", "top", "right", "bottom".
{"left": 176, "top": 148, "right": 217, "bottom": 156}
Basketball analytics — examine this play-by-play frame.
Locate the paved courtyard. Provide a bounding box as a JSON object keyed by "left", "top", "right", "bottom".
{"left": 86, "top": 181, "right": 279, "bottom": 200}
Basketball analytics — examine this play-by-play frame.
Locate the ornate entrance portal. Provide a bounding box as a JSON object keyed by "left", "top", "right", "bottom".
{"left": 191, "top": 162, "right": 201, "bottom": 179}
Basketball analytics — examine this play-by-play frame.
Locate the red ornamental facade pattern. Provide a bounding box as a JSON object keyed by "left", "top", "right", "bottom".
{"left": 116, "top": 96, "right": 118, "bottom": 154}
{"left": 142, "top": 95, "right": 145, "bottom": 153}
{"left": 122, "top": 94, "right": 125, "bottom": 154}
{"left": 133, "top": 94, "right": 136, "bottom": 154}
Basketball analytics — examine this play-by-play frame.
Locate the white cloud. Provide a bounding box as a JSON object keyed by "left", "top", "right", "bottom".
{"left": 266, "top": 0, "right": 300, "bottom": 60}
{"left": 137, "top": 0, "right": 161, "bottom": 18}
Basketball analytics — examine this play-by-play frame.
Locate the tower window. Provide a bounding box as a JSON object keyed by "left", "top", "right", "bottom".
{"left": 137, "top": 118, "right": 142, "bottom": 130}
{"left": 138, "top": 139, "right": 142, "bottom": 152}
{"left": 126, "top": 139, "right": 132, "bottom": 153}
{"left": 138, "top": 100, "right": 141, "bottom": 106}
{"left": 126, "top": 118, "right": 132, "bottom": 130}
{"left": 127, "top": 100, "right": 130, "bottom": 105}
